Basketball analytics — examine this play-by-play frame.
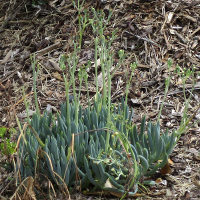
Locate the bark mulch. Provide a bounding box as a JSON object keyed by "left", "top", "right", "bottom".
{"left": 0, "top": 0, "right": 200, "bottom": 199}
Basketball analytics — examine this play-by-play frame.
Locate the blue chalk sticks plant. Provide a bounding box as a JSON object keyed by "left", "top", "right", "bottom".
{"left": 15, "top": 5, "right": 197, "bottom": 199}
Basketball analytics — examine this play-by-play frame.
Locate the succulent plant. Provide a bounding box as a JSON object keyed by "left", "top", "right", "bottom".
{"left": 17, "top": 97, "right": 177, "bottom": 195}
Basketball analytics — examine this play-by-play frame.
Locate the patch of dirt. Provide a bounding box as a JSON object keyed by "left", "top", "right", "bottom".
{"left": 0, "top": 0, "right": 200, "bottom": 199}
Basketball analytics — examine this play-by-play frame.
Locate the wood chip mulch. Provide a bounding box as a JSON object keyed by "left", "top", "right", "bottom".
{"left": 0, "top": 0, "right": 200, "bottom": 199}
